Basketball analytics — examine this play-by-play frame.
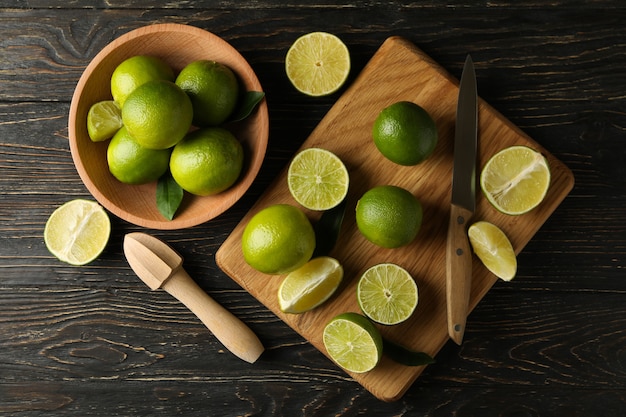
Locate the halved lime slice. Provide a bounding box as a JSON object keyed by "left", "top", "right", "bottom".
{"left": 323, "top": 312, "right": 383, "bottom": 373}
{"left": 87, "top": 100, "right": 122, "bottom": 142}
{"left": 287, "top": 147, "right": 349, "bottom": 211}
{"left": 468, "top": 221, "right": 517, "bottom": 281}
{"left": 278, "top": 256, "right": 343, "bottom": 314}
{"left": 357, "top": 263, "right": 418, "bottom": 325}
{"left": 44, "top": 199, "right": 111, "bottom": 266}
{"left": 480, "top": 145, "right": 551, "bottom": 215}
{"left": 285, "top": 32, "right": 350, "bottom": 97}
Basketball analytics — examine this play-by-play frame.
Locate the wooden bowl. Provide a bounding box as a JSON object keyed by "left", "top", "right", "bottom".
{"left": 68, "top": 23, "right": 269, "bottom": 229}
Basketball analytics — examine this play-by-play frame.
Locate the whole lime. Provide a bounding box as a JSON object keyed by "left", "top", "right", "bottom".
{"left": 107, "top": 126, "right": 171, "bottom": 185}
{"left": 175, "top": 60, "right": 239, "bottom": 127}
{"left": 122, "top": 80, "right": 193, "bottom": 150}
{"left": 372, "top": 101, "right": 438, "bottom": 166}
{"left": 355, "top": 185, "right": 423, "bottom": 248}
{"left": 169, "top": 128, "right": 244, "bottom": 196}
{"left": 242, "top": 204, "right": 316, "bottom": 275}
{"left": 110, "top": 55, "right": 175, "bottom": 107}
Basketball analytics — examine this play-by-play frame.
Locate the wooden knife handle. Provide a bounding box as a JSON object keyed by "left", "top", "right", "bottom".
{"left": 162, "top": 268, "right": 264, "bottom": 363}
{"left": 446, "top": 204, "right": 474, "bottom": 345}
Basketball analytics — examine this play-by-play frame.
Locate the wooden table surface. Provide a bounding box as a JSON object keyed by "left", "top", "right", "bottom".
{"left": 1, "top": 1, "right": 624, "bottom": 416}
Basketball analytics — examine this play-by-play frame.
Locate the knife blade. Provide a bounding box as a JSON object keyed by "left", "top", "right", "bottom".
{"left": 446, "top": 54, "right": 478, "bottom": 345}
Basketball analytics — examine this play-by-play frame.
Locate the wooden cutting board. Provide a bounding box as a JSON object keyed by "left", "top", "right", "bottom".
{"left": 216, "top": 36, "right": 575, "bottom": 401}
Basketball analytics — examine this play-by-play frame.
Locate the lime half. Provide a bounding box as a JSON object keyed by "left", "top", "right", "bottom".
{"left": 323, "top": 312, "right": 383, "bottom": 373}
{"left": 44, "top": 199, "right": 111, "bottom": 266}
{"left": 287, "top": 147, "right": 349, "bottom": 211}
{"left": 468, "top": 221, "right": 517, "bottom": 281}
{"left": 480, "top": 145, "right": 551, "bottom": 215}
{"left": 87, "top": 100, "right": 122, "bottom": 142}
{"left": 278, "top": 256, "right": 343, "bottom": 314}
{"left": 357, "top": 263, "right": 418, "bottom": 325}
{"left": 285, "top": 32, "right": 350, "bottom": 97}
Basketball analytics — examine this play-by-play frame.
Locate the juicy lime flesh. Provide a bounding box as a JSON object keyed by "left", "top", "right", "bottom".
{"left": 323, "top": 312, "right": 383, "bottom": 373}
{"left": 372, "top": 101, "right": 438, "bottom": 166}
{"left": 285, "top": 32, "right": 350, "bottom": 97}
{"left": 468, "top": 221, "right": 517, "bottom": 281}
{"left": 355, "top": 185, "right": 422, "bottom": 248}
{"left": 278, "top": 256, "right": 343, "bottom": 313}
{"left": 287, "top": 148, "right": 349, "bottom": 211}
{"left": 87, "top": 100, "right": 122, "bottom": 142}
{"left": 44, "top": 199, "right": 111, "bottom": 266}
{"left": 121, "top": 80, "right": 193, "bottom": 150}
{"left": 242, "top": 204, "right": 316, "bottom": 275}
{"left": 357, "top": 263, "right": 418, "bottom": 325}
{"left": 111, "top": 55, "right": 175, "bottom": 107}
{"left": 107, "top": 126, "right": 171, "bottom": 185}
{"left": 480, "top": 146, "right": 551, "bottom": 215}
{"left": 170, "top": 128, "right": 243, "bottom": 196}
{"left": 175, "top": 60, "right": 239, "bottom": 127}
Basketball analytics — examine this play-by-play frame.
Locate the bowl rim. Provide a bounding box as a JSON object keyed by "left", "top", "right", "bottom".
{"left": 68, "top": 23, "right": 269, "bottom": 229}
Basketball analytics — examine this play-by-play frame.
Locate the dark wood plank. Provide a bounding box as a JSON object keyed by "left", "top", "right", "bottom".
{"left": 1, "top": 0, "right": 625, "bottom": 414}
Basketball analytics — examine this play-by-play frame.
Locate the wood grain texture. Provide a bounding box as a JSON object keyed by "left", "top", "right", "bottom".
{"left": 68, "top": 23, "right": 269, "bottom": 229}
{"left": 216, "top": 36, "right": 574, "bottom": 401}
{"left": 123, "top": 232, "right": 265, "bottom": 363}
{"left": 1, "top": 1, "right": 625, "bottom": 415}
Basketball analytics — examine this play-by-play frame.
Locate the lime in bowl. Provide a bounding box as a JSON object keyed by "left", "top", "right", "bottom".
{"left": 68, "top": 23, "right": 269, "bottom": 229}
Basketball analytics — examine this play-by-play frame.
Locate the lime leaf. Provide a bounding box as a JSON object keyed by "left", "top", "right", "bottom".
{"left": 229, "top": 91, "right": 265, "bottom": 123}
{"left": 157, "top": 173, "right": 184, "bottom": 220}
{"left": 312, "top": 196, "right": 347, "bottom": 257}
{"left": 383, "top": 339, "right": 435, "bottom": 367}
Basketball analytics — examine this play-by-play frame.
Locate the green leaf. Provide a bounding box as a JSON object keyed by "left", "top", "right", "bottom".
{"left": 228, "top": 91, "right": 265, "bottom": 122}
{"left": 156, "top": 174, "right": 184, "bottom": 220}
{"left": 312, "top": 197, "right": 347, "bottom": 257}
{"left": 383, "top": 339, "right": 435, "bottom": 367}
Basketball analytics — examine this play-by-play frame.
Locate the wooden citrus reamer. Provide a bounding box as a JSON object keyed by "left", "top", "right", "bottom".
{"left": 123, "top": 232, "right": 264, "bottom": 363}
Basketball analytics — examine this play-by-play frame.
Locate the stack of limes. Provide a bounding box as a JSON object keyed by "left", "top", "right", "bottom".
{"left": 86, "top": 55, "right": 245, "bottom": 196}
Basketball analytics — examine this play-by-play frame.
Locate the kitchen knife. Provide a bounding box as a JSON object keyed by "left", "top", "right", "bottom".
{"left": 446, "top": 54, "right": 478, "bottom": 345}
